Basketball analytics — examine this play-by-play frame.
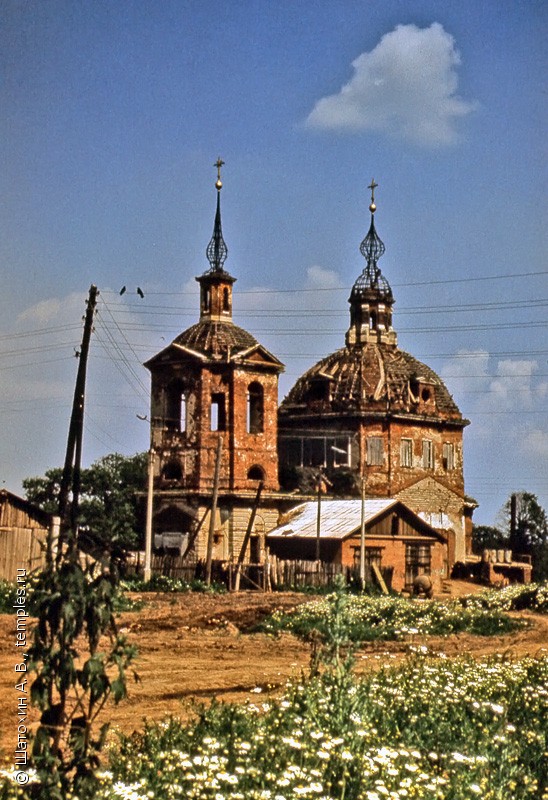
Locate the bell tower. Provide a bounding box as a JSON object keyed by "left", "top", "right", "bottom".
{"left": 145, "top": 160, "right": 284, "bottom": 498}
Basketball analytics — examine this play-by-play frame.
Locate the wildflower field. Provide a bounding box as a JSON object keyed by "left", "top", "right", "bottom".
{"left": 1, "top": 583, "right": 547, "bottom": 799}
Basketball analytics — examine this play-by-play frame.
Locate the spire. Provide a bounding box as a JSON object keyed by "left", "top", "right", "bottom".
{"left": 346, "top": 179, "right": 397, "bottom": 348}
{"left": 206, "top": 158, "right": 229, "bottom": 272}
{"left": 353, "top": 178, "right": 392, "bottom": 302}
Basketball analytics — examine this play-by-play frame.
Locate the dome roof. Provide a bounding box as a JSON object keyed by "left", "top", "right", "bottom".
{"left": 174, "top": 320, "right": 258, "bottom": 358}
{"left": 279, "top": 342, "right": 463, "bottom": 421}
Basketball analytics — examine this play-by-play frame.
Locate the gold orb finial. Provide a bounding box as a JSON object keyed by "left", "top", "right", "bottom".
{"left": 368, "top": 177, "right": 378, "bottom": 213}
{"left": 214, "top": 157, "right": 225, "bottom": 190}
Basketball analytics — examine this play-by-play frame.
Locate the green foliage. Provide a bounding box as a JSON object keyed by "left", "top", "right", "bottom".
{"left": 0, "top": 580, "right": 18, "bottom": 613}
{"left": 21, "top": 548, "right": 137, "bottom": 799}
{"left": 23, "top": 452, "right": 147, "bottom": 555}
{"left": 499, "top": 492, "right": 548, "bottom": 580}
{"left": 259, "top": 589, "right": 527, "bottom": 642}
{"left": 471, "top": 524, "right": 507, "bottom": 554}
{"left": 122, "top": 574, "right": 226, "bottom": 594}
{"left": 70, "top": 657, "right": 548, "bottom": 799}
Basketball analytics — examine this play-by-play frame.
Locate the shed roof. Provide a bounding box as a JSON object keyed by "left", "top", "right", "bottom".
{"left": 268, "top": 498, "right": 400, "bottom": 540}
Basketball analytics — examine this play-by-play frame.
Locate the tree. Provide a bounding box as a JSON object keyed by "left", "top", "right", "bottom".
{"left": 23, "top": 452, "right": 147, "bottom": 556}
{"left": 498, "top": 492, "right": 548, "bottom": 580}
{"left": 471, "top": 524, "right": 507, "bottom": 555}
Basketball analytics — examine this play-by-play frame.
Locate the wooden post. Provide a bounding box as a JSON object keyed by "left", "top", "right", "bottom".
{"left": 315, "top": 473, "right": 322, "bottom": 563}
{"left": 234, "top": 481, "right": 264, "bottom": 591}
{"left": 58, "top": 284, "right": 98, "bottom": 555}
{"left": 359, "top": 475, "right": 366, "bottom": 591}
{"left": 205, "top": 437, "right": 222, "bottom": 586}
{"left": 144, "top": 447, "right": 155, "bottom": 582}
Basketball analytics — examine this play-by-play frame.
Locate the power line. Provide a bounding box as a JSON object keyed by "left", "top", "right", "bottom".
{"left": 100, "top": 269, "right": 548, "bottom": 296}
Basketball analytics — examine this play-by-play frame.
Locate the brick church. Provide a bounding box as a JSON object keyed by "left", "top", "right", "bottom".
{"left": 144, "top": 164, "right": 475, "bottom": 581}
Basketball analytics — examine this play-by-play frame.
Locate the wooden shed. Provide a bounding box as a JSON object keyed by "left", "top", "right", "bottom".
{"left": 268, "top": 498, "right": 448, "bottom": 592}
{"left": 0, "top": 490, "right": 55, "bottom": 581}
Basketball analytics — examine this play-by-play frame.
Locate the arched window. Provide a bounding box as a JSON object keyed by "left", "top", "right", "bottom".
{"left": 222, "top": 287, "right": 230, "bottom": 312}
{"left": 369, "top": 310, "right": 377, "bottom": 330}
{"left": 247, "top": 382, "right": 264, "bottom": 433}
{"left": 247, "top": 465, "right": 266, "bottom": 481}
{"left": 165, "top": 381, "right": 187, "bottom": 432}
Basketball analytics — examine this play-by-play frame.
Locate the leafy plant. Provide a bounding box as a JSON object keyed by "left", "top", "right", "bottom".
{"left": 24, "top": 544, "right": 137, "bottom": 799}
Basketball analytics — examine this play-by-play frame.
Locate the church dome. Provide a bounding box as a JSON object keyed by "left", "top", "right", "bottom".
{"left": 280, "top": 180, "right": 464, "bottom": 426}
{"left": 173, "top": 319, "right": 258, "bottom": 358}
{"left": 279, "top": 342, "right": 463, "bottom": 421}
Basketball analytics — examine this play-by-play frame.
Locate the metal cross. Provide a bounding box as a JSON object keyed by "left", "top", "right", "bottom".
{"left": 368, "top": 178, "right": 378, "bottom": 204}
{"left": 214, "top": 157, "right": 225, "bottom": 182}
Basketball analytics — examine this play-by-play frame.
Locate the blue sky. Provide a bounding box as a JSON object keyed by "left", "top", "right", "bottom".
{"left": 1, "top": 0, "right": 546, "bottom": 525}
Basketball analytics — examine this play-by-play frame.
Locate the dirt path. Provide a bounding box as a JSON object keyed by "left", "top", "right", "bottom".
{"left": 0, "top": 587, "right": 546, "bottom": 757}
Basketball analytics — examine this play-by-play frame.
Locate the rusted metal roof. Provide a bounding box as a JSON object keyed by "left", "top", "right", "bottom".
{"left": 268, "top": 498, "right": 399, "bottom": 540}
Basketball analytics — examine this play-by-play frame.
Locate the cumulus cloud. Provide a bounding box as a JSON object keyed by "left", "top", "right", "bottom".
{"left": 520, "top": 429, "right": 548, "bottom": 459}
{"left": 306, "top": 22, "right": 477, "bottom": 146}
{"left": 305, "top": 265, "right": 342, "bottom": 289}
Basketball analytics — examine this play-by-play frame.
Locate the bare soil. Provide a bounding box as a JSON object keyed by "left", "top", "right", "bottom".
{"left": 1, "top": 582, "right": 547, "bottom": 757}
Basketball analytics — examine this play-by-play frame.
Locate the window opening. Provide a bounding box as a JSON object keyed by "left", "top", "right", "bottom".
{"left": 400, "top": 438, "right": 413, "bottom": 467}
{"left": 247, "top": 382, "right": 264, "bottom": 433}
{"left": 405, "top": 543, "right": 431, "bottom": 586}
{"left": 366, "top": 436, "right": 383, "bottom": 466}
{"left": 443, "top": 442, "right": 455, "bottom": 471}
{"left": 422, "top": 440, "right": 434, "bottom": 469}
{"left": 162, "top": 460, "right": 182, "bottom": 481}
{"left": 222, "top": 287, "right": 230, "bottom": 312}
{"left": 211, "top": 393, "right": 226, "bottom": 431}
{"left": 247, "top": 465, "right": 265, "bottom": 481}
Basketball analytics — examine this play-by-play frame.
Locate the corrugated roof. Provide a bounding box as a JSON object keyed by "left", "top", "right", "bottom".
{"left": 268, "top": 498, "right": 398, "bottom": 540}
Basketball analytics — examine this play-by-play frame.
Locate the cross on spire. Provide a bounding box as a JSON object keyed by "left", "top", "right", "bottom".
{"left": 214, "top": 157, "right": 225, "bottom": 190}
{"left": 368, "top": 178, "right": 379, "bottom": 214}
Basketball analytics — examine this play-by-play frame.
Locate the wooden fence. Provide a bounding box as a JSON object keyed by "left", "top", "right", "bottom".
{"left": 126, "top": 553, "right": 393, "bottom": 592}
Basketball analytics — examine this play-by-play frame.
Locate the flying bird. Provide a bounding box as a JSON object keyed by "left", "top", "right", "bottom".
{"left": 119, "top": 286, "right": 126, "bottom": 295}
{"left": 137, "top": 287, "right": 145, "bottom": 298}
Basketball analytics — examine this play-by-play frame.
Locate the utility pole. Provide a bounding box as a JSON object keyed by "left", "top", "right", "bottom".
{"left": 58, "top": 284, "right": 98, "bottom": 554}
{"left": 359, "top": 474, "right": 366, "bottom": 591}
{"left": 205, "top": 437, "right": 223, "bottom": 586}
{"left": 144, "top": 446, "right": 155, "bottom": 582}
{"left": 315, "top": 472, "right": 322, "bottom": 562}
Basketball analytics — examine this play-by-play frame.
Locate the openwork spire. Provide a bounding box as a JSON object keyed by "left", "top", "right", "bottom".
{"left": 352, "top": 178, "right": 392, "bottom": 302}
{"left": 206, "top": 158, "right": 229, "bottom": 272}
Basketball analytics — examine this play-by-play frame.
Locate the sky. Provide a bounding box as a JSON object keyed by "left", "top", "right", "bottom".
{"left": 1, "top": 0, "right": 546, "bottom": 526}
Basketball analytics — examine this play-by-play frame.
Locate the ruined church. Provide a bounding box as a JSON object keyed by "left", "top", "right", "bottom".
{"left": 144, "top": 164, "right": 474, "bottom": 584}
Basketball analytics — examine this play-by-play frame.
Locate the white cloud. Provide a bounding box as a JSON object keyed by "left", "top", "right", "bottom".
{"left": 520, "top": 429, "right": 548, "bottom": 459}
{"left": 305, "top": 265, "right": 342, "bottom": 289}
{"left": 18, "top": 296, "right": 73, "bottom": 325}
{"left": 306, "top": 22, "right": 477, "bottom": 146}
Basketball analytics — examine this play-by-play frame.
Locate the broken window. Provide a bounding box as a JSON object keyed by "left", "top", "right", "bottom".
{"left": 405, "top": 543, "right": 431, "bottom": 586}
{"left": 162, "top": 460, "right": 182, "bottom": 481}
{"left": 332, "top": 437, "right": 351, "bottom": 467}
{"left": 165, "top": 382, "right": 187, "bottom": 432}
{"left": 308, "top": 377, "right": 330, "bottom": 402}
{"left": 303, "top": 438, "right": 326, "bottom": 467}
{"left": 400, "top": 438, "right": 413, "bottom": 467}
{"left": 443, "top": 442, "right": 455, "bottom": 471}
{"left": 247, "top": 382, "right": 264, "bottom": 433}
{"left": 211, "top": 393, "right": 226, "bottom": 431}
{"left": 422, "top": 439, "right": 434, "bottom": 469}
{"left": 366, "top": 436, "right": 383, "bottom": 466}
{"left": 247, "top": 465, "right": 265, "bottom": 481}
